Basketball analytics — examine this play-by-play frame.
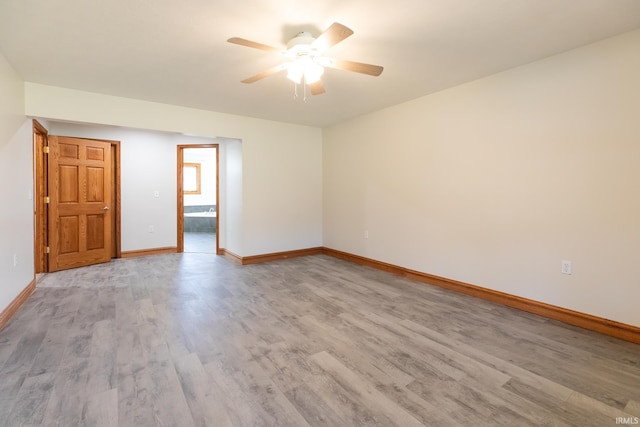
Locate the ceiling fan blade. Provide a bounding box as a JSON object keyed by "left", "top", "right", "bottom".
{"left": 321, "top": 58, "right": 383, "bottom": 76}
{"left": 227, "top": 37, "right": 281, "bottom": 52}
{"left": 241, "top": 63, "right": 288, "bottom": 84}
{"left": 309, "top": 80, "right": 326, "bottom": 95}
{"left": 311, "top": 23, "right": 353, "bottom": 51}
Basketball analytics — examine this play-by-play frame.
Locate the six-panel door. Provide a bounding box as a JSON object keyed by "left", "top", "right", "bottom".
{"left": 48, "top": 136, "right": 112, "bottom": 271}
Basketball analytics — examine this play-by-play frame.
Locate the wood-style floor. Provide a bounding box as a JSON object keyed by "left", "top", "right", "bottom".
{"left": 0, "top": 253, "right": 638, "bottom": 426}
{"left": 184, "top": 232, "right": 216, "bottom": 254}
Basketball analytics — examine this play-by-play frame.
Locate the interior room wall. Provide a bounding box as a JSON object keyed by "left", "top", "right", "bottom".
{"left": 323, "top": 29, "right": 640, "bottom": 327}
{"left": 25, "top": 85, "right": 323, "bottom": 256}
{"left": 0, "top": 51, "right": 33, "bottom": 313}
{"left": 47, "top": 123, "right": 222, "bottom": 252}
{"left": 224, "top": 139, "right": 243, "bottom": 254}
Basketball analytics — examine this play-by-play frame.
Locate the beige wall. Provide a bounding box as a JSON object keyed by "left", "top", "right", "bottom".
{"left": 0, "top": 51, "right": 33, "bottom": 312}
{"left": 25, "top": 84, "right": 324, "bottom": 257}
{"left": 4, "top": 29, "right": 640, "bottom": 329}
{"left": 323, "top": 29, "right": 640, "bottom": 327}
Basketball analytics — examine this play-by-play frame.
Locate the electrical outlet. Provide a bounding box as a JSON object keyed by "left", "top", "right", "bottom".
{"left": 13, "top": 254, "right": 17, "bottom": 267}
{"left": 148, "top": 225, "right": 154, "bottom": 233}
{"left": 364, "top": 230, "right": 369, "bottom": 239}
{"left": 153, "top": 190, "right": 160, "bottom": 198}
{"left": 561, "top": 260, "right": 572, "bottom": 275}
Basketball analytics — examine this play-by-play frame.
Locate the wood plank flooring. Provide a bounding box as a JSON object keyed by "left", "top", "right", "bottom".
{"left": 184, "top": 232, "right": 216, "bottom": 254}
{"left": 0, "top": 253, "right": 638, "bottom": 426}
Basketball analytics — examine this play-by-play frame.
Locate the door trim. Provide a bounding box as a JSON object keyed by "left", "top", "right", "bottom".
{"left": 111, "top": 141, "right": 122, "bottom": 258}
{"left": 177, "top": 144, "right": 219, "bottom": 254}
{"left": 33, "top": 120, "right": 48, "bottom": 273}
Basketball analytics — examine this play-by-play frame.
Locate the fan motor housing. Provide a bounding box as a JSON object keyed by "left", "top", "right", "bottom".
{"left": 286, "top": 31, "right": 316, "bottom": 56}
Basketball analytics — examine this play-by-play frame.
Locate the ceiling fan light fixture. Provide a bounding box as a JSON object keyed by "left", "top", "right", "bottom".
{"left": 228, "top": 22, "right": 383, "bottom": 95}
{"left": 286, "top": 57, "right": 324, "bottom": 85}
{"left": 303, "top": 59, "right": 324, "bottom": 84}
{"left": 286, "top": 60, "right": 304, "bottom": 84}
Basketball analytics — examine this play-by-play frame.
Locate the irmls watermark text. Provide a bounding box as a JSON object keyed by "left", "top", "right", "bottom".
{"left": 616, "top": 416, "right": 640, "bottom": 425}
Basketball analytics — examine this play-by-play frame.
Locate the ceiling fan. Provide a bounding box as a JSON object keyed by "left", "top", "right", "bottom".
{"left": 227, "top": 22, "right": 383, "bottom": 95}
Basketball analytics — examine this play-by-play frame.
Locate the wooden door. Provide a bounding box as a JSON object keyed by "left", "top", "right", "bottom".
{"left": 48, "top": 136, "right": 112, "bottom": 271}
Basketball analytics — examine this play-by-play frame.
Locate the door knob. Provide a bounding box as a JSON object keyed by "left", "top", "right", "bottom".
{"left": 103, "top": 206, "right": 110, "bottom": 211}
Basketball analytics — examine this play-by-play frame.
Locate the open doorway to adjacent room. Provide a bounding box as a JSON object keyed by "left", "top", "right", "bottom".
{"left": 177, "top": 145, "right": 219, "bottom": 254}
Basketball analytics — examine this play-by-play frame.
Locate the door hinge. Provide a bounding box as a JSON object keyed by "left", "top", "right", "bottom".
{"left": 43, "top": 146, "right": 50, "bottom": 154}
{"left": 45, "top": 246, "right": 50, "bottom": 254}
{"left": 44, "top": 196, "right": 50, "bottom": 204}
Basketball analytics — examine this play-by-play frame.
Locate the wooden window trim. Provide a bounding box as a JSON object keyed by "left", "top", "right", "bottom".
{"left": 183, "top": 162, "right": 201, "bottom": 195}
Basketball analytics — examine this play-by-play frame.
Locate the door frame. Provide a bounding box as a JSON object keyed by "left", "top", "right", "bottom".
{"left": 33, "top": 120, "right": 48, "bottom": 273}
{"left": 110, "top": 141, "right": 122, "bottom": 259}
{"left": 32, "top": 120, "right": 122, "bottom": 272}
{"left": 177, "top": 144, "right": 219, "bottom": 254}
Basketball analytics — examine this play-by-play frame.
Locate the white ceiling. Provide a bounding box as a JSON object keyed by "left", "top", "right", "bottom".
{"left": 1, "top": 0, "right": 640, "bottom": 128}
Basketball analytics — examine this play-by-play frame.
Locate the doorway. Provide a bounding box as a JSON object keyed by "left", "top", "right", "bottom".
{"left": 33, "top": 120, "right": 121, "bottom": 273}
{"left": 177, "top": 145, "right": 219, "bottom": 254}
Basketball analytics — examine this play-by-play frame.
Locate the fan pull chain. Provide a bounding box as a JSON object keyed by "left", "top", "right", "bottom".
{"left": 292, "top": 82, "right": 309, "bottom": 102}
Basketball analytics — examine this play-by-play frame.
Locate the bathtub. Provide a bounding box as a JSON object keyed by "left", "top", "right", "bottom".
{"left": 184, "top": 211, "right": 216, "bottom": 232}
{"left": 184, "top": 212, "right": 216, "bottom": 218}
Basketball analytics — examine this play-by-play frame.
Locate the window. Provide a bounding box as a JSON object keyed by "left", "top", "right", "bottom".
{"left": 183, "top": 162, "right": 201, "bottom": 194}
